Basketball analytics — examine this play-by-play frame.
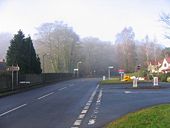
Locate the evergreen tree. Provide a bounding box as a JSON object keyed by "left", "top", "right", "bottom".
{"left": 6, "top": 30, "right": 42, "bottom": 74}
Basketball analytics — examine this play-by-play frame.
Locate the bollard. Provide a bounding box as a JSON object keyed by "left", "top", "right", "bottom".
{"left": 133, "top": 77, "right": 138, "bottom": 88}
{"left": 103, "top": 76, "right": 106, "bottom": 80}
{"left": 153, "top": 77, "right": 158, "bottom": 86}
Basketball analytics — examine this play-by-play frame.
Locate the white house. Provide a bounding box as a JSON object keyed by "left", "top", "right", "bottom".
{"left": 148, "top": 57, "right": 170, "bottom": 74}
{"left": 148, "top": 60, "right": 162, "bottom": 73}
{"left": 159, "top": 57, "right": 170, "bottom": 73}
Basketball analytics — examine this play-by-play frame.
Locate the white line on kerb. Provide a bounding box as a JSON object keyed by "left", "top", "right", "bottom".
{"left": 0, "top": 104, "right": 27, "bottom": 117}
{"left": 37, "top": 92, "right": 54, "bottom": 100}
{"left": 58, "top": 87, "right": 67, "bottom": 91}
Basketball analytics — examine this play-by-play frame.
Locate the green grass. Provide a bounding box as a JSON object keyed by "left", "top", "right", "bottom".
{"left": 106, "top": 104, "right": 170, "bottom": 128}
{"left": 100, "top": 78, "right": 132, "bottom": 85}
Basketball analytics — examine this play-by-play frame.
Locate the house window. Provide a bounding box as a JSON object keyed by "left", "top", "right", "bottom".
{"left": 164, "top": 63, "right": 167, "bottom": 67}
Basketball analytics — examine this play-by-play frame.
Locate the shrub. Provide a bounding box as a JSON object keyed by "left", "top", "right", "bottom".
{"left": 167, "top": 77, "right": 170, "bottom": 82}
{"left": 159, "top": 74, "right": 167, "bottom": 82}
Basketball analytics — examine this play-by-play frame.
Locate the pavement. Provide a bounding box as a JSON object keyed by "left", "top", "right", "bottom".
{"left": 0, "top": 78, "right": 170, "bottom": 128}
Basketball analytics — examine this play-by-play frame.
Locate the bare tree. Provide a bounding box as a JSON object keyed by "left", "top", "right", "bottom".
{"left": 0, "top": 33, "right": 12, "bottom": 60}
{"left": 160, "top": 13, "right": 170, "bottom": 39}
{"left": 35, "top": 21, "right": 79, "bottom": 73}
{"left": 79, "top": 37, "right": 115, "bottom": 76}
{"left": 115, "top": 27, "right": 136, "bottom": 72}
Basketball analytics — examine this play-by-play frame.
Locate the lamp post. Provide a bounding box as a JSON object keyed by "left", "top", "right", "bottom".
{"left": 77, "top": 61, "right": 82, "bottom": 77}
{"left": 108, "top": 66, "right": 114, "bottom": 80}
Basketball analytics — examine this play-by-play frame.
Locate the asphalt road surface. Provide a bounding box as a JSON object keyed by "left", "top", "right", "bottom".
{"left": 1, "top": 78, "right": 170, "bottom": 128}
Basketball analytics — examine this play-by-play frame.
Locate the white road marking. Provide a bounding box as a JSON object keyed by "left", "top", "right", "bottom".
{"left": 37, "top": 92, "right": 54, "bottom": 100}
{"left": 84, "top": 106, "right": 89, "bottom": 110}
{"left": 97, "top": 89, "right": 102, "bottom": 103}
{"left": 71, "top": 84, "right": 99, "bottom": 127}
{"left": 88, "top": 119, "right": 96, "bottom": 125}
{"left": 0, "top": 104, "right": 27, "bottom": 117}
{"left": 74, "top": 120, "right": 82, "bottom": 126}
{"left": 58, "top": 87, "right": 67, "bottom": 91}
{"left": 69, "top": 84, "right": 74, "bottom": 87}
{"left": 88, "top": 89, "right": 103, "bottom": 126}
{"left": 124, "top": 91, "right": 131, "bottom": 94}
{"left": 78, "top": 114, "right": 85, "bottom": 119}
{"left": 86, "top": 103, "right": 91, "bottom": 106}
{"left": 81, "top": 110, "right": 88, "bottom": 114}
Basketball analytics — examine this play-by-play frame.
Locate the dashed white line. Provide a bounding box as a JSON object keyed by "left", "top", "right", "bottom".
{"left": 81, "top": 110, "right": 88, "bottom": 114}
{"left": 37, "top": 92, "right": 54, "bottom": 100}
{"left": 86, "top": 103, "right": 91, "bottom": 106}
{"left": 84, "top": 106, "right": 90, "bottom": 110}
{"left": 88, "top": 89, "right": 103, "bottom": 126}
{"left": 78, "top": 114, "right": 85, "bottom": 119}
{"left": 71, "top": 84, "right": 99, "bottom": 128}
{"left": 58, "top": 87, "right": 67, "bottom": 91}
{"left": 74, "top": 120, "right": 82, "bottom": 126}
{"left": 0, "top": 104, "right": 27, "bottom": 117}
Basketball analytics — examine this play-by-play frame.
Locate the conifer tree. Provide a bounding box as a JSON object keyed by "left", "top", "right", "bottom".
{"left": 6, "top": 30, "right": 42, "bottom": 74}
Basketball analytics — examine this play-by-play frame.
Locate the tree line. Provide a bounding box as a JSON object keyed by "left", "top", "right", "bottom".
{"left": 5, "top": 13, "right": 170, "bottom": 75}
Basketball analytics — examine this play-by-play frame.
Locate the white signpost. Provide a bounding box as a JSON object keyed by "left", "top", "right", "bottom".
{"left": 153, "top": 77, "right": 158, "bottom": 86}
{"left": 118, "top": 69, "right": 125, "bottom": 81}
{"left": 7, "top": 65, "right": 20, "bottom": 91}
{"left": 133, "top": 77, "right": 138, "bottom": 88}
{"left": 74, "top": 68, "right": 78, "bottom": 77}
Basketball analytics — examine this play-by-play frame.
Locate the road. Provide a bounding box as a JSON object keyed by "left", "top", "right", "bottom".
{"left": 0, "top": 79, "right": 170, "bottom": 128}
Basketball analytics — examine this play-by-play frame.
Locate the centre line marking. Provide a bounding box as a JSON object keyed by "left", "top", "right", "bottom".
{"left": 37, "top": 92, "right": 54, "bottom": 100}
{"left": 88, "top": 89, "right": 103, "bottom": 126}
{"left": 71, "top": 84, "right": 99, "bottom": 128}
{"left": 0, "top": 104, "right": 27, "bottom": 117}
{"left": 58, "top": 87, "right": 67, "bottom": 91}
{"left": 81, "top": 110, "right": 88, "bottom": 114}
{"left": 78, "top": 114, "right": 85, "bottom": 119}
{"left": 84, "top": 106, "right": 90, "bottom": 110}
{"left": 74, "top": 120, "right": 82, "bottom": 126}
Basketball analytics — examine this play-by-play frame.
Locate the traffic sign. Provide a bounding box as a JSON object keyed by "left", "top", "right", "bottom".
{"left": 7, "top": 66, "right": 20, "bottom": 71}
{"left": 118, "top": 69, "right": 125, "bottom": 74}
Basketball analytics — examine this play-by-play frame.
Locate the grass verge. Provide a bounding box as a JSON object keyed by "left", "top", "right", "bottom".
{"left": 100, "top": 79, "right": 132, "bottom": 84}
{"left": 106, "top": 104, "right": 170, "bottom": 128}
{"left": 100, "top": 77, "right": 132, "bottom": 85}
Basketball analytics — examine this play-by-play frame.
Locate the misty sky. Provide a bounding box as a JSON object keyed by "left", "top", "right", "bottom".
{"left": 0, "top": 0, "right": 170, "bottom": 46}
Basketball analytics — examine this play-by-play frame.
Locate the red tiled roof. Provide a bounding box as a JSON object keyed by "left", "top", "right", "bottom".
{"left": 150, "top": 61, "right": 158, "bottom": 65}
{"left": 165, "top": 57, "right": 170, "bottom": 63}
{"left": 158, "top": 59, "right": 163, "bottom": 64}
{"left": 150, "top": 59, "right": 163, "bottom": 65}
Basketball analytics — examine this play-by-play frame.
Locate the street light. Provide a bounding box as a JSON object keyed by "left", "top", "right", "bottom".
{"left": 42, "top": 53, "right": 49, "bottom": 73}
{"left": 108, "top": 66, "right": 114, "bottom": 80}
{"left": 77, "top": 61, "right": 82, "bottom": 77}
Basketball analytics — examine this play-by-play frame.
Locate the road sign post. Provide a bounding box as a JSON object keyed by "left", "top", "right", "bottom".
{"left": 118, "top": 69, "right": 125, "bottom": 81}
{"left": 108, "top": 66, "right": 114, "bottom": 80}
{"left": 7, "top": 65, "right": 20, "bottom": 91}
